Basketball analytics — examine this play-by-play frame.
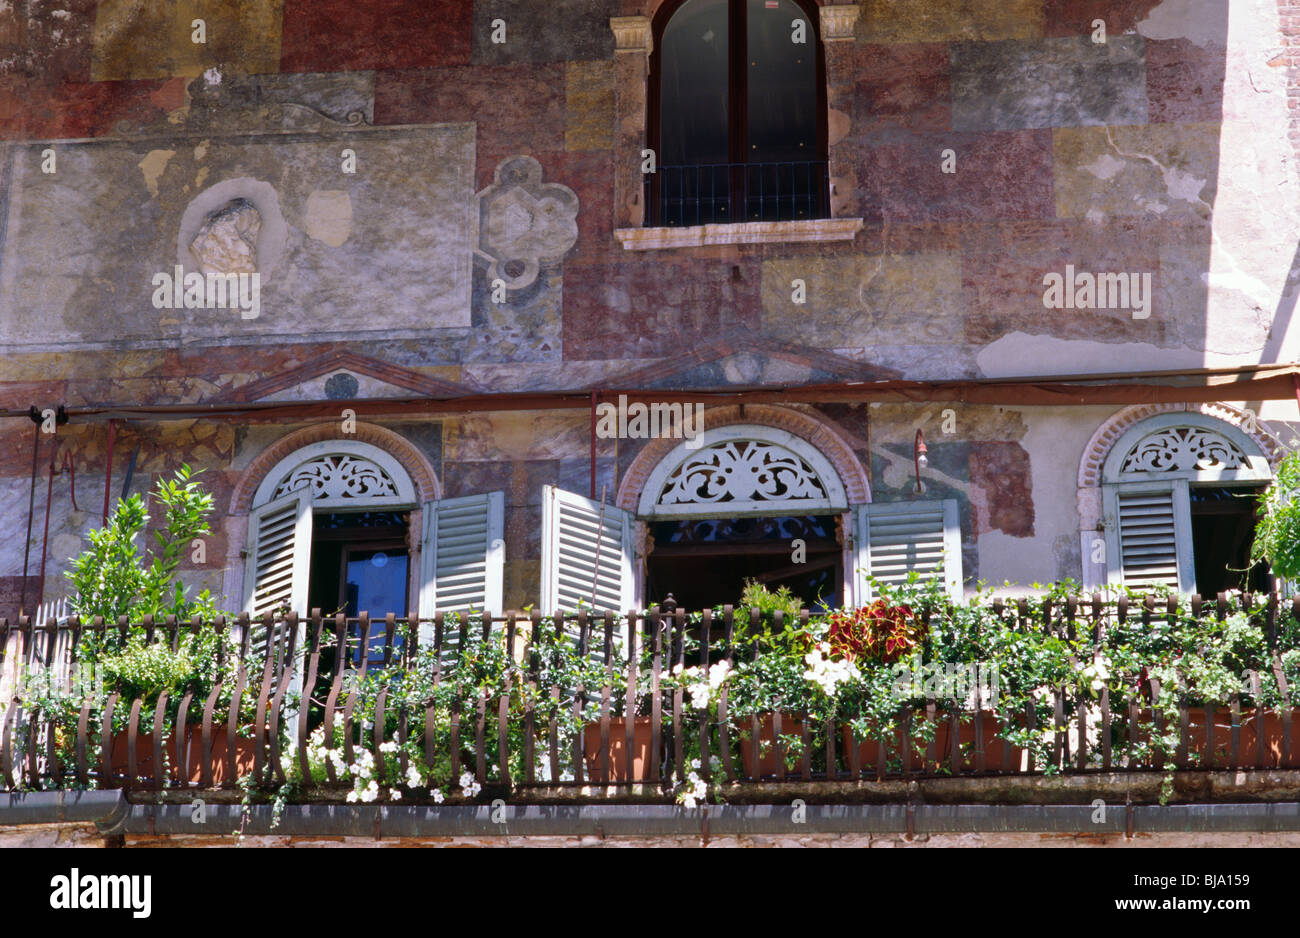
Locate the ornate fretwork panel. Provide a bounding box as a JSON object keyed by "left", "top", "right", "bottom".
{"left": 657, "top": 440, "right": 829, "bottom": 507}
{"left": 653, "top": 515, "right": 835, "bottom": 545}
{"left": 1120, "top": 427, "right": 1248, "bottom": 474}
{"left": 272, "top": 455, "right": 400, "bottom": 502}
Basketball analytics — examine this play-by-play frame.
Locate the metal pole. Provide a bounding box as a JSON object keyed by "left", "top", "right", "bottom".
{"left": 19, "top": 413, "right": 41, "bottom": 617}
{"left": 102, "top": 418, "right": 116, "bottom": 526}
{"left": 590, "top": 392, "right": 598, "bottom": 500}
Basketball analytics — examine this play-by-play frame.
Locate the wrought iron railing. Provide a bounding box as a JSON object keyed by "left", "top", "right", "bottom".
{"left": 1, "top": 595, "right": 1297, "bottom": 796}
{"left": 646, "top": 160, "right": 830, "bottom": 227}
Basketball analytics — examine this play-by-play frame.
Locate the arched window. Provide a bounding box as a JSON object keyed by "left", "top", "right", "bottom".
{"left": 1099, "top": 413, "right": 1274, "bottom": 594}
{"left": 648, "top": 0, "right": 827, "bottom": 226}
{"left": 542, "top": 418, "right": 962, "bottom": 612}
{"left": 242, "top": 436, "right": 504, "bottom": 664}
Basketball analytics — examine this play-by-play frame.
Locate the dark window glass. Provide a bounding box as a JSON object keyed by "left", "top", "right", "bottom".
{"left": 660, "top": 0, "right": 730, "bottom": 166}
{"left": 746, "top": 0, "right": 817, "bottom": 162}
{"left": 651, "top": 0, "right": 826, "bottom": 226}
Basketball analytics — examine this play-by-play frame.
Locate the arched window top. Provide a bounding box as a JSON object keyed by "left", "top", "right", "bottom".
{"left": 251, "top": 439, "right": 419, "bottom": 510}
{"left": 637, "top": 424, "right": 849, "bottom": 518}
{"left": 649, "top": 0, "right": 827, "bottom": 226}
{"left": 1101, "top": 413, "right": 1273, "bottom": 484}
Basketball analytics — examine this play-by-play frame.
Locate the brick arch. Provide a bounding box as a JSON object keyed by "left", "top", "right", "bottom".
{"left": 615, "top": 404, "right": 869, "bottom": 512}
{"left": 1077, "top": 402, "right": 1286, "bottom": 490}
{"left": 230, "top": 423, "right": 440, "bottom": 514}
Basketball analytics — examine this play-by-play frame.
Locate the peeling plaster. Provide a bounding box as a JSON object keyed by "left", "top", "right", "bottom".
{"left": 1137, "top": 0, "right": 1229, "bottom": 49}
{"left": 137, "top": 149, "right": 175, "bottom": 199}
{"left": 303, "top": 190, "right": 353, "bottom": 247}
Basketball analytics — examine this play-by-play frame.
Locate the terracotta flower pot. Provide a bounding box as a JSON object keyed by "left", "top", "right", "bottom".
{"left": 582, "top": 717, "right": 655, "bottom": 782}
{"left": 109, "top": 726, "right": 257, "bottom": 786}
{"left": 840, "top": 712, "right": 1020, "bottom": 775}
{"left": 736, "top": 712, "right": 806, "bottom": 779}
{"left": 1243, "top": 707, "right": 1300, "bottom": 768}
{"left": 1182, "top": 706, "right": 1254, "bottom": 766}
{"left": 839, "top": 715, "right": 947, "bottom": 775}
{"left": 1123, "top": 706, "right": 1264, "bottom": 767}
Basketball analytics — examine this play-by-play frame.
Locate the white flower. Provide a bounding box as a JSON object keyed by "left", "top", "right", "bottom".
{"left": 459, "top": 770, "right": 475, "bottom": 788}
{"left": 379, "top": 741, "right": 398, "bottom": 754}
{"left": 405, "top": 766, "right": 423, "bottom": 787}
{"left": 389, "top": 789, "right": 401, "bottom": 801}
{"left": 431, "top": 788, "right": 445, "bottom": 804}
{"left": 681, "top": 792, "right": 698, "bottom": 809}
{"left": 346, "top": 790, "right": 359, "bottom": 803}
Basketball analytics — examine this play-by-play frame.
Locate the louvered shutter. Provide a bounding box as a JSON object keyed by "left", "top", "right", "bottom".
{"left": 418, "top": 492, "right": 505, "bottom": 620}
{"left": 541, "top": 486, "right": 635, "bottom": 614}
{"left": 244, "top": 489, "right": 312, "bottom": 619}
{"left": 1103, "top": 481, "right": 1194, "bottom": 592}
{"left": 242, "top": 490, "right": 312, "bottom": 674}
{"left": 854, "top": 500, "right": 963, "bottom": 603}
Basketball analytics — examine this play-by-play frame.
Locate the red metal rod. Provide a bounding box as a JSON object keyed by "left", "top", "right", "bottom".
{"left": 37, "top": 458, "right": 55, "bottom": 613}
{"left": 102, "top": 419, "right": 116, "bottom": 527}
{"left": 589, "top": 392, "right": 597, "bottom": 500}
{"left": 20, "top": 418, "right": 41, "bottom": 618}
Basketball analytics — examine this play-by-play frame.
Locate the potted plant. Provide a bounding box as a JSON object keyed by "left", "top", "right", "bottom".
{"left": 726, "top": 583, "right": 819, "bottom": 779}
{"left": 52, "top": 466, "right": 265, "bottom": 785}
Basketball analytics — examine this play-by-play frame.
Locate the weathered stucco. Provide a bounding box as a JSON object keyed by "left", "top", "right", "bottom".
{"left": 1, "top": 0, "right": 1299, "bottom": 616}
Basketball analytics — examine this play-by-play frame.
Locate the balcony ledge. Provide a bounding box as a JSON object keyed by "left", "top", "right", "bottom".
{"left": 614, "top": 217, "right": 864, "bottom": 251}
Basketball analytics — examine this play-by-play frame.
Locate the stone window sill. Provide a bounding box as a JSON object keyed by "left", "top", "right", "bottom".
{"left": 614, "top": 218, "right": 863, "bottom": 251}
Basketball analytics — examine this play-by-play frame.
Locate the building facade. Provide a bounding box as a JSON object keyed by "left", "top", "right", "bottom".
{"left": 2, "top": 0, "right": 1300, "bottom": 625}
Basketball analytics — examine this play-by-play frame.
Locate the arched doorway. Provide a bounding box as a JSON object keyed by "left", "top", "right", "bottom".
{"left": 635, "top": 424, "right": 850, "bottom": 610}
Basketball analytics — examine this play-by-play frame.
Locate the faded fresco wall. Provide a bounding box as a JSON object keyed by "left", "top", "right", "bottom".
{"left": 1, "top": 0, "right": 1299, "bottom": 617}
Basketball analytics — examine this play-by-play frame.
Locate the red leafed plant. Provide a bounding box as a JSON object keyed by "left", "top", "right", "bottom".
{"left": 826, "top": 600, "right": 926, "bottom": 665}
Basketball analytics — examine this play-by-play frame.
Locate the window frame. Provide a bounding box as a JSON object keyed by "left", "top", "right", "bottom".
{"left": 1098, "top": 413, "right": 1274, "bottom": 594}
{"left": 646, "top": 0, "right": 829, "bottom": 227}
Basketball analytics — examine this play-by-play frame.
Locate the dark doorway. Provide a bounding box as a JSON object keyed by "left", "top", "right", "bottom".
{"left": 644, "top": 514, "right": 841, "bottom": 611}
{"left": 306, "top": 511, "right": 410, "bottom": 670}
{"left": 1189, "top": 485, "right": 1270, "bottom": 595}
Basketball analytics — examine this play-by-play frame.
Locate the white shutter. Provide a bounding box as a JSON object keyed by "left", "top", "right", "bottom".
{"left": 242, "top": 490, "right": 312, "bottom": 678}
{"left": 243, "top": 489, "right": 312, "bottom": 619}
{"left": 854, "top": 499, "right": 963, "bottom": 602}
{"left": 418, "top": 492, "right": 505, "bottom": 618}
{"left": 1104, "top": 481, "right": 1194, "bottom": 592}
{"left": 541, "top": 485, "right": 635, "bottom": 614}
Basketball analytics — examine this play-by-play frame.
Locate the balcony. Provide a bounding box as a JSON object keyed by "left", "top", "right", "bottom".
{"left": 616, "top": 161, "right": 862, "bottom": 252}
{"left": 3, "top": 587, "right": 1298, "bottom": 830}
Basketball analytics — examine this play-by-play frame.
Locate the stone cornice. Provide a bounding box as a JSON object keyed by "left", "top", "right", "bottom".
{"left": 820, "top": 4, "right": 861, "bottom": 42}
{"left": 610, "top": 16, "right": 653, "bottom": 55}
{"left": 615, "top": 218, "right": 863, "bottom": 250}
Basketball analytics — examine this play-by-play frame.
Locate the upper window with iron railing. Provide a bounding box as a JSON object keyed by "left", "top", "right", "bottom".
{"left": 647, "top": 0, "right": 829, "bottom": 227}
